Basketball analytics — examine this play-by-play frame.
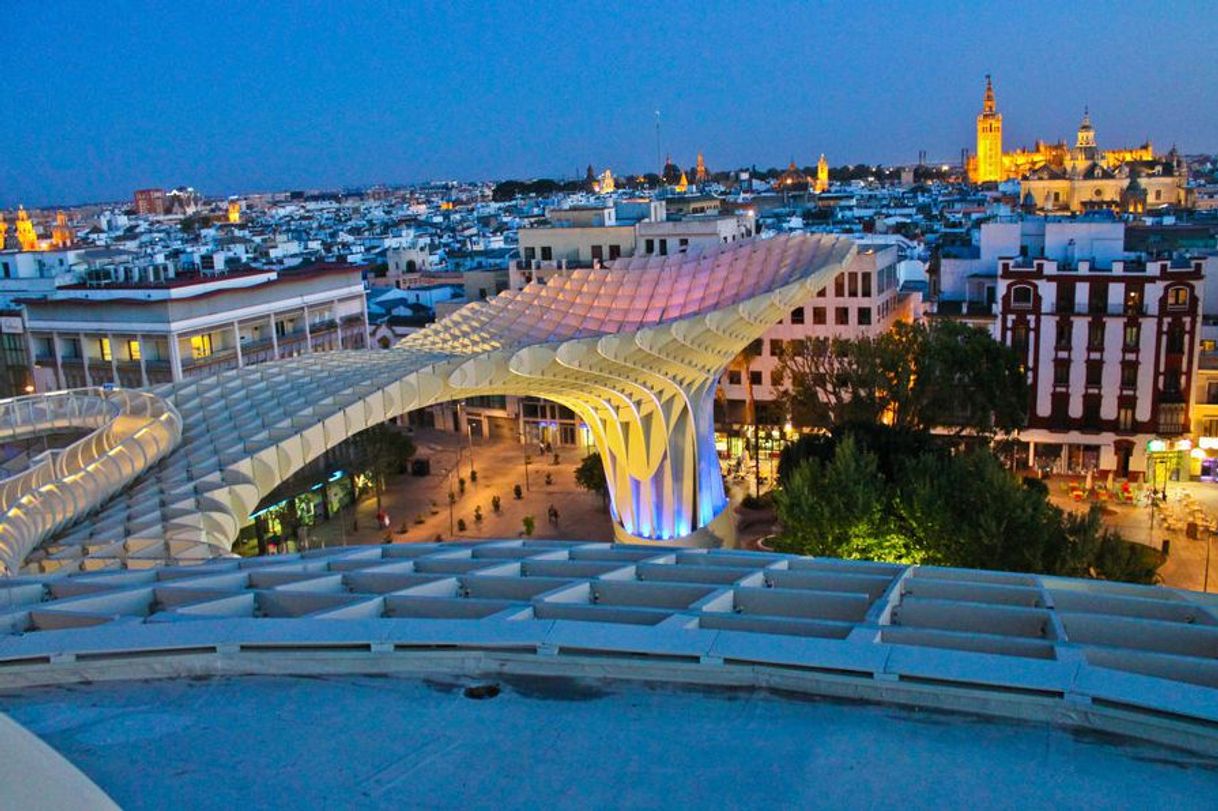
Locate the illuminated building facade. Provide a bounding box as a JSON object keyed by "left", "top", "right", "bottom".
{"left": 971, "top": 75, "right": 1004, "bottom": 184}
{"left": 22, "top": 264, "right": 369, "bottom": 389}
{"left": 996, "top": 223, "right": 1208, "bottom": 479}
{"left": 14, "top": 207, "right": 37, "bottom": 252}
{"left": 815, "top": 154, "right": 829, "bottom": 193}
{"left": 967, "top": 75, "right": 1161, "bottom": 193}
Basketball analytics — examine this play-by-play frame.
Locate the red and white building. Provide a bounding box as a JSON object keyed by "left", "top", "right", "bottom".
{"left": 997, "top": 250, "right": 1207, "bottom": 481}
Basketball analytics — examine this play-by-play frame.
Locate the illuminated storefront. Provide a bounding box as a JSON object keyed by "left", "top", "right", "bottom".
{"left": 1146, "top": 439, "right": 1193, "bottom": 488}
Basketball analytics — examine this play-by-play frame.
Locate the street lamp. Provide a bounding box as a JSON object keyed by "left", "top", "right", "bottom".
{"left": 463, "top": 402, "right": 476, "bottom": 479}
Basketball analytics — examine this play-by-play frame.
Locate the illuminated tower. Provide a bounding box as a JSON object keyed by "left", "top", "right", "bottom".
{"left": 51, "top": 211, "right": 72, "bottom": 248}
{"left": 815, "top": 154, "right": 829, "bottom": 193}
{"left": 675, "top": 171, "right": 689, "bottom": 193}
{"left": 1075, "top": 107, "right": 1097, "bottom": 161}
{"left": 0, "top": 213, "right": 7, "bottom": 246}
{"left": 15, "top": 206, "right": 38, "bottom": 251}
{"left": 227, "top": 199, "right": 241, "bottom": 224}
{"left": 598, "top": 169, "right": 615, "bottom": 194}
{"left": 971, "top": 74, "right": 1004, "bottom": 183}
{"left": 695, "top": 152, "right": 708, "bottom": 184}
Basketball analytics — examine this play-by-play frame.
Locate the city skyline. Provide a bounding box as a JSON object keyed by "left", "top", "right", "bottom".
{"left": 4, "top": 0, "right": 1218, "bottom": 207}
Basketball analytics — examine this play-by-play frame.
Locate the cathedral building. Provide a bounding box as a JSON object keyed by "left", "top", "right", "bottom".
{"left": 965, "top": 75, "right": 1187, "bottom": 213}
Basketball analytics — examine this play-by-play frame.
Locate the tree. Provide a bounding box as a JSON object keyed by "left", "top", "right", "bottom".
{"left": 1056, "top": 507, "right": 1162, "bottom": 584}
{"left": 575, "top": 453, "right": 609, "bottom": 510}
{"left": 353, "top": 423, "right": 416, "bottom": 512}
{"left": 893, "top": 449, "right": 1061, "bottom": 572}
{"left": 772, "top": 436, "right": 906, "bottom": 559}
{"left": 776, "top": 320, "right": 1027, "bottom": 436}
{"left": 774, "top": 438, "right": 1163, "bottom": 584}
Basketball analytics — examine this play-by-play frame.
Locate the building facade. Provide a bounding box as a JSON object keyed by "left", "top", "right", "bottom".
{"left": 23, "top": 265, "right": 369, "bottom": 388}
{"left": 997, "top": 253, "right": 1206, "bottom": 480}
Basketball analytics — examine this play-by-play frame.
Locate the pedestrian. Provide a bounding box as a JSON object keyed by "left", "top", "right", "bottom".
{"left": 548, "top": 504, "right": 559, "bottom": 525}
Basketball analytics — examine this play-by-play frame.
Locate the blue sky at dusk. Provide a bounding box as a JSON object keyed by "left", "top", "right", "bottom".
{"left": 4, "top": 0, "right": 1216, "bottom": 206}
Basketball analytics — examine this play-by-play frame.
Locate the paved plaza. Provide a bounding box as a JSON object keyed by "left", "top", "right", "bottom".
{"left": 305, "top": 429, "right": 615, "bottom": 548}
{"left": 1046, "top": 477, "right": 1218, "bottom": 592}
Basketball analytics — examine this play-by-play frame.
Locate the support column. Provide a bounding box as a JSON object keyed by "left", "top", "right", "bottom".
{"left": 108, "top": 332, "right": 118, "bottom": 385}
{"left": 168, "top": 334, "right": 183, "bottom": 381}
{"left": 302, "top": 304, "right": 312, "bottom": 353}
{"left": 269, "top": 314, "right": 279, "bottom": 359}
{"left": 360, "top": 295, "right": 371, "bottom": 350}
{"left": 334, "top": 298, "right": 343, "bottom": 350}
{"left": 137, "top": 333, "right": 149, "bottom": 387}
{"left": 233, "top": 321, "right": 243, "bottom": 368}
{"left": 79, "top": 331, "right": 92, "bottom": 387}
{"left": 51, "top": 332, "right": 64, "bottom": 390}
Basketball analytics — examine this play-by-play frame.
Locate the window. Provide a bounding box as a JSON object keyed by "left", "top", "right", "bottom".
{"left": 1085, "top": 360, "right": 1102, "bottom": 387}
{"left": 523, "top": 247, "right": 536, "bottom": 262}
{"left": 1123, "top": 285, "right": 1143, "bottom": 315}
{"left": 1011, "top": 285, "right": 1033, "bottom": 308}
{"left": 190, "top": 334, "right": 213, "bottom": 359}
{"left": 1053, "top": 360, "right": 1070, "bottom": 387}
{"left": 61, "top": 338, "right": 80, "bottom": 359}
{"left": 790, "top": 307, "right": 805, "bottom": 325}
{"left": 1163, "top": 371, "right": 1182, "bottom": 396}
{"left": 1207, "top": 381, "right": 1218, "bottom": 404}
{"left": 658, "top": 239, "right": 668, "bottom": 256}
{"left": 835, "top": 307, "right": 849, "bottom": 325}
{"left": 769, "top": 339, "right": 783, "bottom": 357}
{"left": 679, "top": 238, "right": 689, "bottom": 249}
{"left": 1204, "top": 418, "right": 1218, "bottom": 437}
{"left": 1166, "top": 324, "right": 1185, "bottom": 354}
{"left": 1088, "top": 321, "right": 1105, "bottom": 351}
{"left": 98, "top": 338, "right": 112, "bottom": 362}
{"left": 1118, "top": 407, "right": 1134, "bottom": 432}
{"left": 1011, "top": 324, "right": 1029, "bottom": 357}
{"left": 1167, "top": 286, "right": 1190, "bottom": 308}
{"left": 1055, "top": 320, "right": 1072, "bottom": 349}
{"left": 644, "top": 239, "right": 655, "bottom": 254}
{"left": 1088, "top": 281, "right": 1108, "bottom": 314}
{"left": 857, "top": 307, "right": 872, "bottom": 326}
{"left": 848, "top": 273, "right": 859, "bottom": 297}
{"left": 834, "top": 274, "right": 845, "bottom": 297}
{"left": 812, "top": 307, "right": 827, "bottom": 325}
{"left": 608, "top": 244, "right": 621, "bottom": 259}
{"left": 861, "top": 272, "right": 872, "bottom": 297}
{"left": 591, "top": 245, "right": 603, "bottom": 261}
{"left": 1083, "top": 394, "right": 1102, "bottom": 427}
{"left": 1121, "top": 363, "right": 1138, "bottom": 389}
{"left": 749, "top": 370, "right": 762, "bottom": 386}
{"left": 1056, "top": 281, "right": 1076, "bottom": 314}
{"left": 128, "top": 340, "right": 141, "bottom": 361}
{"left": 1123, "top": 323, "right": 1140, "bottom": 349}
{"left": 540, "top": 246, "right": 553, "bottom": 261}
{"left": 816, "top": 287, "right": 826, "bottom": 298}
{"left": 727, "top": 369, "right": 741, "bottom": 385}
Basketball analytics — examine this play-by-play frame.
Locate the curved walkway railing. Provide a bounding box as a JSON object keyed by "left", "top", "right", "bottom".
{"left": 0, "top": 389, "right": 182, "bottom": 575}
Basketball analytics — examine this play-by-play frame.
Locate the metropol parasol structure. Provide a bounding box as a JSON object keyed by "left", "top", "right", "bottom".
{"left": 0, "top": 234, "right": 855, "bottom": 575}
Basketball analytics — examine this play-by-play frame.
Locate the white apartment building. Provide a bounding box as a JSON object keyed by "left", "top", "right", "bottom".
{"left": 718, "top": 242, "right": 910, "bottom": 424}
{"left": 23, "top": 264, "right": 368, "bottom": 388}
